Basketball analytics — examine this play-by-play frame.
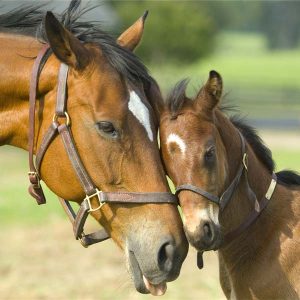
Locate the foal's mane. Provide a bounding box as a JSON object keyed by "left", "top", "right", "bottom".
{"left": 0, "top": 0, "right": 151, "bottom": 85}
{"left": 166, "top": 79, "right": 300, "bottom": 187}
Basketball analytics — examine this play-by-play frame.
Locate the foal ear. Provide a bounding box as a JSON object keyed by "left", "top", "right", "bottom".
{"left": 117, "top": 11, "right": 148, "bottom": 51}
{"left": 196, "top": 70, "right": 223, "bottom": 113}
{"left": 44, "top": 11, "right": 90, "bottom": 70}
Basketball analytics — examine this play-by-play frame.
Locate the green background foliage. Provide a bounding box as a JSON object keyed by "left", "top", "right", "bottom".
{"left": 112, "top": 1, "right": 217, "bottom": 64}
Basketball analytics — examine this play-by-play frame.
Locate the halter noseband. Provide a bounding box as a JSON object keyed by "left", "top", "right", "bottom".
{"left": 27, "top": 45, "right": 178, "bottom": 247}
{"left": 175, "top": 130, "right": 277, "bottom": 248}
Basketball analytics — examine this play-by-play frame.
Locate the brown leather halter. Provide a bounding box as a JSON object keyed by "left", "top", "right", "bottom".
{"left": 27, "top": 44, "right": 178, "bottom": 247}
{"left": 175, "top": 131, "right": 278, "bottom": 250}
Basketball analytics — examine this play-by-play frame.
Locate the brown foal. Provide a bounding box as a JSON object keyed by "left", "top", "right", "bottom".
{"left": 0, "top": 2, "right": 188, "bottom": 295}
{"left": 158, "top": 71, "right": 300, "bottom": 299}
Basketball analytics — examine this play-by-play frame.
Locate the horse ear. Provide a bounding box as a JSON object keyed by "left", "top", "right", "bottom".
{"left": 44, "top": 11, "right": 90, "bottom": 70}
{"left": 117, "top": 11, "right": 148, "bottom": 51}
{"left": 196, "top": 70, "right": 223, "bottom": 113}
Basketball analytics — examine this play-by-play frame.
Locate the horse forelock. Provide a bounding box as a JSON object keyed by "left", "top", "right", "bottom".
{"left": 166, "top": 78, "right": 190, "bottom": 117}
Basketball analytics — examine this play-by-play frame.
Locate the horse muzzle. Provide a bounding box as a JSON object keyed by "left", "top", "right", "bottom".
{"left": 126, "top": 234, "right": 186, "bottom": 295}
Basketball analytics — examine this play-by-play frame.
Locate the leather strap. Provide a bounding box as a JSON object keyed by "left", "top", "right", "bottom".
{"left": 28, "top": 44, "right": 50, "bottom": 205}
{"left": 99, "top": 191, "right": 178, "bottom": 204}
{"left": 176, "top": 185, "right": 219, "bottom": 205}
{"left": 222, "top": 173, "right": 277, "bottom": 247}
{"left": 73, "top": 192, "right": 178, "bottom": 240}
{"left": 55, "top": 63, "right": 69, "bottom": 116}
{"left": 35, "top": 121, "right": 59, "bottom": 172}
{"left": 79, "top": 231, "right": 110, "bottom": 247}
{"left": 58, "top": 197, "right": 110, "bottom": 247}
{"left": 58, "top": 124, "right": 96, "bottom": 195}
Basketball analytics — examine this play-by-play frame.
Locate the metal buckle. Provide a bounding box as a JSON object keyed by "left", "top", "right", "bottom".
{"left": 28, "top": 171, "right": 41, "bottom": 188}
{"left": 79, "top": 233, "right": 89, "bottom": 248}
{"left": 265, "top": 175, "right": 277, "bottom": 200}
{"left": 53, "top": 112, "right": 70, "bottom": 126}
{"left": 85, "top": 189, "right": 106, "bottom": 212}
{"left": 242, "top": 153, "right": 248, "bottom": 171}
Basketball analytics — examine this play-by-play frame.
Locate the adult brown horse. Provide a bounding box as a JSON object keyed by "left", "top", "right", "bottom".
{"left": 0, "top": 2, "right": 188, "bottom": 296}
{"left": 157, "top": 71, "right": 300, "bottom": 299}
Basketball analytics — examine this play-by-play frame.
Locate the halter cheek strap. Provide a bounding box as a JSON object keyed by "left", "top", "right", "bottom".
{"left": 28, "top": 44, "right": 51, "bottom": 205}
{"left": 28, "top": 45, "right": 178, "bottom": 248}
{"left": 223, "top": 172, "right": 277, "bottom": 246}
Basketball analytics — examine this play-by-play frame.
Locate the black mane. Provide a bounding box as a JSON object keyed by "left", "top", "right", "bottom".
{"left": 166, "top": 80, "right": 300, "bottom": 187}
{"left": 231, "top": 116, "right": 300, "bottom": 187}
{"left": 0, "top": 0, "right": 151, "bottom": 85}
{"left": 230, "top": 115, "right": 275, "bottom": 172}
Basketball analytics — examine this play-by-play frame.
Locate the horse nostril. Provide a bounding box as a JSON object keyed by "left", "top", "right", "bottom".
{"left": 203, "top": 222, "right": 214, "bottom": 241}
{"left": 157, "top": 242, "right": 175, "bottom": 272}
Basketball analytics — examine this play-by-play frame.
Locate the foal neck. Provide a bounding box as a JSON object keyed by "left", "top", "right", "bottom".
{"left": 0, "top": 34, "right": 57, "bottom": 149}
{"left": 215, "top": 111, "right": 300, "bottom": 298}
{"left": 215, "top": 111, "right": 279, "bottom": 253}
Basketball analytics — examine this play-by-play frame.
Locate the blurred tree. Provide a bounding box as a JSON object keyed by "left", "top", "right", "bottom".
{"left": 205, "top": 1, "right": 263, "bottom": 32}
{"left": 110, "top": 1, "right": 218, "bottom": 64}
{"left": 206, "top": 1, "right": 300, "bottom": 50}
{"left": 261, "top": 1, "right": 300, "bottom": 49}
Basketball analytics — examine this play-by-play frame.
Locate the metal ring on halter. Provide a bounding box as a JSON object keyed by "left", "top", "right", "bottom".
{"left": 53, "top": 112, "right": 70, "bottom": 126}
{"left": 243, "top": 153, "right": 248, "bottom": 171}
{"left": 79, "top": 233, "right": 89, "bottom": 248}
{"left": 84, "top": 189, "right": 106, "bottom": 212}
{"left": 27, "top": 171, "right": 41, "bottom": 188}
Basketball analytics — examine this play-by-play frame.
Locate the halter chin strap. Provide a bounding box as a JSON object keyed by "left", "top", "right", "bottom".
{"left": 28, "top": 45, "right": 178, "bottom": 248}
{"left": 175, "top": 131, "right": 277, "bottom": 249}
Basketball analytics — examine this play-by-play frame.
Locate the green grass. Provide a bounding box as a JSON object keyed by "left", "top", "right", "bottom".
{"left": 0, "top": 146, "right": 65, "bottom": 226}
{"left": 273, "top": 149, "right": 300, "bottom": 171}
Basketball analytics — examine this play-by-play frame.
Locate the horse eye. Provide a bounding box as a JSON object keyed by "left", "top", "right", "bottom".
{"left": 204, "top": 147, "right": 215, "bottom": 163}
{"left": 96, "top": 121, "right": 118, "bottom": 138}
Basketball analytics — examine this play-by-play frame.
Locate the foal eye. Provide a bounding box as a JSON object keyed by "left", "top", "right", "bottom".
{"left": 96, "top": 121, "right": 118, "bottom": 138}
{"left": 204, "top": 146, "right": 215, "bottom": 163}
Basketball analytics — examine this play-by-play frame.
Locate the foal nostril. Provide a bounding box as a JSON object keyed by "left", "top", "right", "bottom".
{"left": 203, "top": 222, "right": 214, "bottom": 242}
{"left": 157, "top": 242, "right": 175, "bottom": 272}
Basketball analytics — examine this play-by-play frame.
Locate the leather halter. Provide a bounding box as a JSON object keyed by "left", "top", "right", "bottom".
{"left": 27, "top": 44, "right": 178, "bottom": 247}
{"left": 175, "top": 131, "right": 277, "bottom": 248}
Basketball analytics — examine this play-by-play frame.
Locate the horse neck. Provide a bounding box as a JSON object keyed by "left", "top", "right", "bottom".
{"left": 0, "top": 33, "right": 57, "bottom": 150}
{"left": 215, "top": 111, "right": 291, "bottom": 265}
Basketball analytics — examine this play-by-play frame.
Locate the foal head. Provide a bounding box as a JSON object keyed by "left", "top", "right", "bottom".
{"left": 159, "top": 71, "right": 228, "bottom": 250}
{"left": 1, "top": 4, "right": 188, "bottom": 295}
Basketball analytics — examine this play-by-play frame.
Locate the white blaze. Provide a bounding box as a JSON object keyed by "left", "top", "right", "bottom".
{"left": 166, "top": 133, "right": 187, "bottom": 155}
{"left": 128, "top": 91, "right": 153, "bottom": 142}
